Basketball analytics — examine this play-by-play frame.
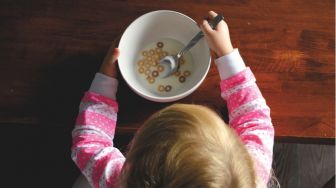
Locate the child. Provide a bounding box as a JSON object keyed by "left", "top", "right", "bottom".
{"left": 71, "top": 11, "right": 274, "bottom": 188}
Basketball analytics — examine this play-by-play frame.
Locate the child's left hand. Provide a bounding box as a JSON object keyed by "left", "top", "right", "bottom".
{"left": 99, "top": 47, "right": 120, "bottom": 78}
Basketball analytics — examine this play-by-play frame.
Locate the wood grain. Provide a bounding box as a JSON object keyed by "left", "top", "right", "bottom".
{"left": 273, "top": 143, "right": 335, "bottom": 188}
{"left": 0, "top": 0, "right": 334, "bottom": 141}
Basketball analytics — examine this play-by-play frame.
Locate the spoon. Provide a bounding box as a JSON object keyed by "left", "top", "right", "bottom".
{"left": 158, "top": 14, "right": 224, "bottom": 78}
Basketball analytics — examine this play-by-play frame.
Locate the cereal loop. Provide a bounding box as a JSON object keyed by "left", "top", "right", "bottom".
{"left": 145, "top": 69, "right": 151, "bottom": 76}
{"left": 158, "top": 85, "right": 165, "bottom": 92}
{"left": 165, "top": 85, "right": 172, "bottom": 92}
{"left": 174, "top": 71, "right": 181, "bottom": 77}
{"left": 183, "top": 70, "right": 191, "bottom": 77}
{"left": 145, "top": 63, "right": 151, "bottom": 68}
{"left": 179, "top": 76, "right": 186, "bottom": 83}
{"left": 152, "top": 70, "right": 159, "bottom": 77}
{"left": 157, "top": 42, "right": 164, "bottom": 48}
{"left": 148, "top": 77, "right": 155, "bottom": 84}
{"left": 138, "top": 67, "right": 145, "bottom": 74}
{"left": 137, "top": 60, "right": 145, "bottom": 66}
{"left": 153, "top": 54, "right": 159, "bottom": 60}
{"left": 146, "top": 56, "right": 152, "bottom": 61}
{"left": 157, "top": 65, "right": 164, "bottom": 72}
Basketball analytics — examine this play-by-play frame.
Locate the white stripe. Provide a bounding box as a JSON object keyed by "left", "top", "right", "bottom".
{"left": 221, "top": 78, "right": 256, "bottom": 100}
{"left": 80, "top": 101, "right": 117, "bottom": 121}
{"left": 72, "top": 125, "right": 113, "bottom": 141}
{"left": 99, "top": 157, "right": 125, "bottom": 188}
{"left": 71, "top": 143, "right": 103, "bottom": 163}
{"left": 229, "top": 98, "right": 269, "bottom": 120}
{"left": 246, "top": 144, "right": 272, "bottom": 173}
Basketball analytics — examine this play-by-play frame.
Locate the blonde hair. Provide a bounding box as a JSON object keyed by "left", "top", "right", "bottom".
{"left": 118, "top": 104, "right": 258, "bottom": 188}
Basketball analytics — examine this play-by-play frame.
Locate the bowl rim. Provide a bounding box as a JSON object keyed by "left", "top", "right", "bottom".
{"left": 118, "top": 10, "right": 211, "bottom": 102}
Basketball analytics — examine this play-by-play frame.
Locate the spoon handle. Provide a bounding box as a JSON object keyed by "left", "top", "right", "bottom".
{"left": 177, "top": 31, "right": 204, "bottom": 58}
{"left": 208, "top": 14, "right": 224, "bottom": 29}
{"left": 177, "top": 14, "right": 224, "bottom": 58}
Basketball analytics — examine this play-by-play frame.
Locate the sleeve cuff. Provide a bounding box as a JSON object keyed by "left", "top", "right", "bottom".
{"left": 89, "top": 73, "right": 118, "bottom": 100}
{"left": 214, "top": 48, "right": 246, "bottom": 80}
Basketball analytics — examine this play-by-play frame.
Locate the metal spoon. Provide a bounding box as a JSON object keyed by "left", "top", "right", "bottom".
{"left": 158, "top": 14, "right": 224, "bottom": 78}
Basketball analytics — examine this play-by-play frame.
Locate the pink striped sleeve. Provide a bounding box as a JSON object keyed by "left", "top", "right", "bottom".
{"left": 71, "top": 91, "right": 125, "bottom": 188}
{"left": 220, "top": 68, "right": 274, "bottom": 185}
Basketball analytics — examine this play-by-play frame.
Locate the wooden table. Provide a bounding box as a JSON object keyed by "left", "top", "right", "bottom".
{"left": 0, "top": 0, "right": 334, "bottom": 143}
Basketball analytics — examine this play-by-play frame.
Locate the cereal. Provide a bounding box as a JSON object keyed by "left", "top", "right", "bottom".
{"left": 157, "top": 65, "right": 164, "bottom": 72}
{"left": 137, "top": 60, "right": 145, "bottom": 66}
{"left": 150, "top": 60, "right": 157, "bottom": 66}
{"left": 165, "top": 85, "right": 172, "bottom": 92}
{"left": 179, "top": 58, "right": 185, "bottom": 64}
{"left": 153, "top": 54, "right": 159, "bottom": 60}
{"left": 157, "top": 42, "right": 164, "bottom": 48}
{"left": 158, "top": 85, "right": 165, "bottom": 92}
{"left": 138, "top": 67, "right": 145, "bottom": 74}
{"left": 148, "top": 77, "right": 155, "bottom": 84}
{"left": 163, "top": 51, "right": 168, "bottom": 56}
{"left": 179, "top": 76, "right": 186, "bottom": 83}
{"left": 146, "top": 56, "right": 152, "bottom": 61}
{"left": 144, "top": 63, "right": 151, "bottom": 68}
{"left": 183, "top": 70, "right": 191, "bottom": 77}
{"left": 174, "top": 71, "right": 181, "bottom": 77}
{"left": 152, "top": 70, "right": 159, "bottom": 77}
{"left": 137, "top": 40, "right": 191, "bottom": 94}
{"left": 145, "top": 69, "right": 151, "bottom": 76}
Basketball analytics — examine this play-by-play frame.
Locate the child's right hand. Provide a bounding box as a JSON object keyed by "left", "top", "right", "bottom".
{"left": 200, "top": 11, "right": 234, "bottom": 57}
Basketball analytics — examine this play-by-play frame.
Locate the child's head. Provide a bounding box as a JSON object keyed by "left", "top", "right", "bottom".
{"left": 118, "top": 104, "right": 257, "bottom": 188}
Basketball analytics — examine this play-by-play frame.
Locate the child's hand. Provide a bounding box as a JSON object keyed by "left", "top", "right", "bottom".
{"left": 200, "top": 11, "right": 234, "bottom": 57}
{"left": 99, "top": 47, "right": 120, "bottom": 78}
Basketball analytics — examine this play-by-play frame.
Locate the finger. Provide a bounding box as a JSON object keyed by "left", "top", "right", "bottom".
{"left": 208, "top": 10, "right": 218, "bottom": 19}
{"left": 200, "top": 20, "right": 214, "bottom": 35}
{"left": 111, "top": 48, "right": 120, "bottom": 63}
{"left": 104, "top": 48, "right": 120, "bottom": 65}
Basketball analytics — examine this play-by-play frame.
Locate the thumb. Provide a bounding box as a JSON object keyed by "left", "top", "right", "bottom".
{"left": 111, "top": 48, "right": 120, "bottom": 63}
{"left": 104, "top": 48, "right": 120, "bottom": 65}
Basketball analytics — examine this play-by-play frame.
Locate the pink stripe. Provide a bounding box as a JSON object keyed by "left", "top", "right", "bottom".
{"left": 92, "top": 151, "right": 123, "bottom": 188}
{"left": 73, "top": 146, "right": 100, "bottom": 170}
{"left": 234, "top": 122, "right": 269, "bottom": 136}
{"left": 76, "top": 111, "right": 116, "bottom": 137}
{"left": 82, "top": 91, "right": 119, "bottom": 112}
{"left": 220, "top": 68, "right": 253, "bottom": 91}
{"left": 230, "top": 110, "right": 271, "bottom": 128}
{"left": 72, "top": 134, "right": 113, "bottom": 170}
{"left": 92, "top": 152, "right": 113, "bottom": 188}
{"left": 240, "top": 134, "right": 263, "bottom": 146}
{"left": 226, "top": 85, "right": 262, "bottom": 112}
{"left": 107, "top": 162, "right": 123, "bottom": 187}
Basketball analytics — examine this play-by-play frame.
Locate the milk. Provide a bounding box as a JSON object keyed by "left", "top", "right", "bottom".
{"left": 135, "top": 38, "right": 193, "bottom": 96}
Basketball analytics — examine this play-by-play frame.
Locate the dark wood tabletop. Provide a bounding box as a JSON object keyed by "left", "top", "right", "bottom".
{"left": 0, "top": 0, "right": 334, "bottom": 142}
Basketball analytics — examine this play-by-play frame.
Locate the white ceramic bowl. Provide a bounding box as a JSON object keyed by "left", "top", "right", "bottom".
{"left": 118, "top": 10, "right": 211, "bottom": 102}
